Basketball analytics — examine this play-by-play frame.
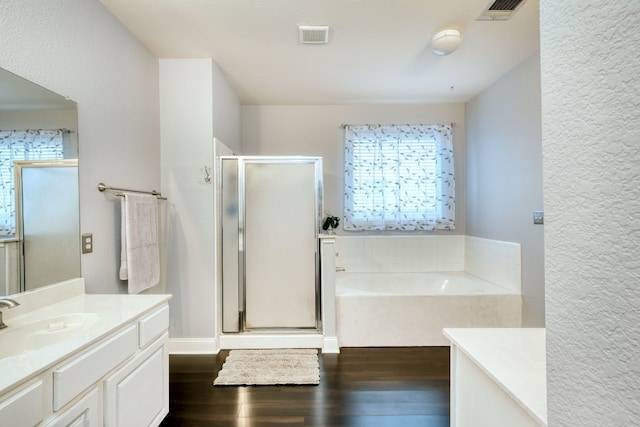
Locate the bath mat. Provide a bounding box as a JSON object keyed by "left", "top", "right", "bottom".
{"left": 213, "top": 349, "right": 320, "bottom": 386}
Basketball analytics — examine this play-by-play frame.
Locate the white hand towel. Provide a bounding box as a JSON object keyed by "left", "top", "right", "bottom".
{"left": 119, "top": 192, "right": 160, "bottom": 294}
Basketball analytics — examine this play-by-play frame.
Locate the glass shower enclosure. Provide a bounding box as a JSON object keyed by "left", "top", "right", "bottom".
{"left": 220, "top": 156, "right": 323, "bottom": 333}
{"left": 14, "top": 159, "right": 80, "bottom": 291}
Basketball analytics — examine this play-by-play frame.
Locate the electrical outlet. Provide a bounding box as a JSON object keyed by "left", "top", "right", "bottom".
{"left": 82, "top": 233, "right": 93, "bottom": 254}
{"left": 533, "top": 211, "right": 544, "bottom": 225}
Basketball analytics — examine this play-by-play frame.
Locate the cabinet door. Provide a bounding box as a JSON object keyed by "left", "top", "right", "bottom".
{"left": 46, "top": 388, "right": 99, "bottom": 427}
{"left": 103, "top": 333, "right": 169, "bottom": 427}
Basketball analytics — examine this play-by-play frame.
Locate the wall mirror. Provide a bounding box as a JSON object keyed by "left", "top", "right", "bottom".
{"left": 0, "top": 67, "right": 79, "bottom": 296}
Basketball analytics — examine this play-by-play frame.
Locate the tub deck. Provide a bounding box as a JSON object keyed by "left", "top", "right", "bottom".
{"left": 336, "top": 271, "right": 518, "bottom": 296}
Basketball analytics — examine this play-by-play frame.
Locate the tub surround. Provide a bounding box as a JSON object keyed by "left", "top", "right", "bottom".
{"left": 334, "top": 235, "right": 522, "bottom": 347}
{"left": 336, "top": 235, "right": 521, "bottom": 291}
{"left": 465, "top": 236, "right": 521, "bottom": 293}
{"left": 319, "top": 235, "right": 339, "bottom": 353}
{"left": 337, "top": 276, "right": 521, "bottom": 346}
{"left": 0, "top": 278, "right": 171, "bottom": 426}
{"left": 444, "top": 328, "right": 547, "bottom": 426}
{"left": 336, "top": 235, "right": 466, "bottom": 273}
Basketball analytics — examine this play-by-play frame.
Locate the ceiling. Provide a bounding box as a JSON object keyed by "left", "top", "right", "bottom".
{"left": 100, "top": 0, "right": 540, "bottom": 105}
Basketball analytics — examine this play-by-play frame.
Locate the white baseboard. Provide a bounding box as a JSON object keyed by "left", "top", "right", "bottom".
{"left": 169, "top": 335, "right": 339, "bottom": 354}
{"left": 169, "top": 337, "right": 219, "bottom": 355}
{"left": 322, "top": 336, "right": 340, "bottom": 353}
{"left": 218, "top": 333, "right": 324, "bottom": 350}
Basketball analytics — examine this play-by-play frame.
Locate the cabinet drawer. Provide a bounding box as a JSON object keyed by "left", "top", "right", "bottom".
{"left": 0, "top": 380, "right": 44, "bottom": 427}
{"left": 139, "top": 305, "right": 169, "bottom": 348}
{"left": 53, "top": 324, "right": 137, "bottom": 411}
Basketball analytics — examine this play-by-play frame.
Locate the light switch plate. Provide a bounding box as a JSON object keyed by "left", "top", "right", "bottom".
{"left": 533, "top": 211, "right": 544, "bottom": 225}
{"left": 82, "top": 233, "right": 93, "bottom": 254}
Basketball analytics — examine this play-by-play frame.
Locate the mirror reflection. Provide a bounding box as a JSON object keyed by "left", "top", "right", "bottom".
{"left": 0, "top": 67, "right": 79, "bottom": 296}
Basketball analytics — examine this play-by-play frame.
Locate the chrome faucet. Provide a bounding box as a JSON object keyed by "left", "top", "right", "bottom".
{"left": 0, "top": 298, "right": 20, "bottom": 329}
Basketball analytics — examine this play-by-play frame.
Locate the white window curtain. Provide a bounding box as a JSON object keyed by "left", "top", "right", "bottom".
{"left": 0, "top": 130, "right": 65, "bottom": 237}
{"left": 343, "top": 124, "right": 455, "bottom": 231}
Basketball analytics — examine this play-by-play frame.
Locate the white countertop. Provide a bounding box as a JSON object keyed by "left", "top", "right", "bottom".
{"left": 0, "top": 279, "right": 171, "bottom": 395}
{"left": 443, "top": 328, "right": 547, "bottom": 426}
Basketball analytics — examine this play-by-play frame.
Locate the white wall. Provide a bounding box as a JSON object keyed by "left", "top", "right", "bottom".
{"left": 212, "top": 66, "right": 242, "bottom": 152}
{"left": 242, "top": 104, "right": 466, "bottom": 235}
{"left": 0, "top": 109, "right": 77, "bottom": 130}
{"left": 160, "top": 59, "right": 241, "bottom": 349}
{"left": 465, "top": 53, "right": 544, "bottom": 326}
{"left": 541, "top": 2, "right": 640, "bottom": 425}
{"left": 0, "top": 0, "right": 160, "bottom": 293}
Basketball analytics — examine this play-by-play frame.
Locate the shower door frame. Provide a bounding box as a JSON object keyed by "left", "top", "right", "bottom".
{"left": 220, "top": 156, "right": 323, "bottom": 334}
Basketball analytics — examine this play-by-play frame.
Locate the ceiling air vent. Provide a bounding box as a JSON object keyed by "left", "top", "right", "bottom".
{"left": 477, "top": 0, "right": 526, "bottom": 21}
{"left": 299, "top": 25, "right": 329, "bottom": 44}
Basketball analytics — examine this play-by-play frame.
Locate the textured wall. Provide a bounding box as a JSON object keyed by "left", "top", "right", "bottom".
{"left": 541, "top": 2, "right": 640, "bottom": 425}
{"left": 0, "top": 0, "right": 160, "bottom": 293}
{"left": 465, "top": 53, "right": 544, "bottom": 326}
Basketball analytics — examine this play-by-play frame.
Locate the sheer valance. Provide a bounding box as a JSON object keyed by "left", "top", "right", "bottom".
{"left": 343, "top": 124, "right": 455, "bottom": 231}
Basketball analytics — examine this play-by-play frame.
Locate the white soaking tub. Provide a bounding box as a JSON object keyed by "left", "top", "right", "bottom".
{"left": 336, "top": 271, "right": 522, "bottom": 347}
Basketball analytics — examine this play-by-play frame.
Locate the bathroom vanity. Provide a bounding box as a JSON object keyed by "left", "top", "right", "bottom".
{"left": 0, "top": 278, "right": 171, "bottom": 427}
{"left": 444, "top": 327, "right": 547, "bottom": 427}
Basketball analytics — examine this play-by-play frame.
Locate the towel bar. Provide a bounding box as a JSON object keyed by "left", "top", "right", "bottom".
{"left": 97, "top": 182, "right": 167, "bottom": 200}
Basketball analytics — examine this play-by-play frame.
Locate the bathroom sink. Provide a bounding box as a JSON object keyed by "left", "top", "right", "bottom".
{"left": 0, "top": 313, "right": 99, "bottom": 360}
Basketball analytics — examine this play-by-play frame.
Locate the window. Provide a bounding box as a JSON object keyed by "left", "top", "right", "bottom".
{"left": 0, "top": 130, "right": 64, "bottom": 237}
{"left": 343, "top": 124, "right": 455, "bottom": 231}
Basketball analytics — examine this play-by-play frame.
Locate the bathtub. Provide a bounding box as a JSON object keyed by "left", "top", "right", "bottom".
{"left": 336, "top": 271, "right": 522, "bottom": 347}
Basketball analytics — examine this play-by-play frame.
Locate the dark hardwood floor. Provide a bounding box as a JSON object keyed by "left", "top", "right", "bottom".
{"left": 159, "top": 347, "right": 450, "bottom": 427}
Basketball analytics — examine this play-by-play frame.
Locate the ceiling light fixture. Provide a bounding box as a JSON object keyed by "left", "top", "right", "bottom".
{"left": 430, "top": 29, "right": 462, "bottom": 56}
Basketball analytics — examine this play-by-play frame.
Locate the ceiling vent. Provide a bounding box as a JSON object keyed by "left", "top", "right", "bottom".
{"left": 299, "top": 25, "right": 330, "bottom": 44}
{"left": 477, "top": 0, "right": 526, "bottom": 21}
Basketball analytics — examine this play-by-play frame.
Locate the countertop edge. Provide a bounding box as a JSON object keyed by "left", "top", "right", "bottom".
{"left": 443, "top": 327, "right": 547, "bottom": 426}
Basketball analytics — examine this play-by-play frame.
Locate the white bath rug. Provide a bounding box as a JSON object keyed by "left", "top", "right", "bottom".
{"left": 213, "top": 349, "right": 320, "bottom": 386}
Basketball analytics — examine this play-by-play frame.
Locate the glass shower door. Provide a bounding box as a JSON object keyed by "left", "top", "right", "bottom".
{"left": 243, "top": 160, "right": 319, "bottom": 329}
{"left": 220, "top": 156, "right": 322, "bottom": 332}
{"left": 16, "top": 160, "right": 80, "bottom": 291}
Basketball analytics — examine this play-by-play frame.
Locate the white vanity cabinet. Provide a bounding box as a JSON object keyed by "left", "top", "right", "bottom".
{"left": 53, "top": 305, "right": 169, "bottom": 427}
{"left": 103, "top": 305, "right": 170, "bottom": 427}
{"left": 0, "top": 279, "right": 171, "bottom": 427}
